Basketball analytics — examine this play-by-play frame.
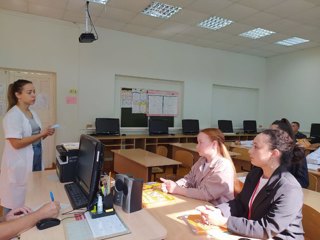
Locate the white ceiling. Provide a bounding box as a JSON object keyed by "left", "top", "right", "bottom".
{"left": 1, "top": 0, "right": 320, "bottom": 57}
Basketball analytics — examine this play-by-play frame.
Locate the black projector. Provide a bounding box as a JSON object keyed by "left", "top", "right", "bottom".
{"left": 79, "top": 33, "right": 96, "bottom": 43}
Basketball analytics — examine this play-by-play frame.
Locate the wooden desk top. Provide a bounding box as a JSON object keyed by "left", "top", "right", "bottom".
{"left": 170, "top": 142, "right": 240, "bottom": 157}
{"left": 21, "top": 170, "right": 167, "bottom": 240}
{"left": 112, "top": 148, "right": 181, "bottom": 167}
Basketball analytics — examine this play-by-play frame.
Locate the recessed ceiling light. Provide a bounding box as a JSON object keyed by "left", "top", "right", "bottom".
{"left": 239, "top": 28, "right": 275, "bottom": 39}
{"left": 142, "top": 1, "right": 182, "bottom": 19}
{"left": 275, "top": 37, "right": 310, "bottom": 46}
{"left": 198, "top": 16, "right": 233, "bottom": 30}
{"left": 88, "top": 0, "right": 109, "bottom": 4}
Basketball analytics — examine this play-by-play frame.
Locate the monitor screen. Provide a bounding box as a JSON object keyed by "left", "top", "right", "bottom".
{"left": 149, "top": 116, "right": 174, "bottom": 127}
{"left": 218, "top": 120, "right": 233, "bottom": 133}
{"left": 243, "top": 120, "right": 257, "bottom": 134}
{"left": 149, "top": 119, "right": 169, "bottom": 135}
{"left": 182, "top": 119, "right": 199, "bottom": 134}
{"left": 95, "top": 118, "right": 120, "bottom": 135}
{"left": 75, "top": 134, "right": 104, "bottom": 207}
{"left": 310, "top": 123, "right": 320, "bottom": 138}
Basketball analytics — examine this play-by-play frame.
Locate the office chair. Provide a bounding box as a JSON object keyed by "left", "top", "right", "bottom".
{"left": 307, "top": 172, "right": 318, "bottom": 192}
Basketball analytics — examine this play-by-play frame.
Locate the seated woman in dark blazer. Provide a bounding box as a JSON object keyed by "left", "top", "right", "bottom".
{"left": 197, "top": 129, "right": 304, "bottom": 239}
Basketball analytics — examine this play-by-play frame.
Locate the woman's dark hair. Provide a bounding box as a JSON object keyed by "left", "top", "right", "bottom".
{"left": 262, "top": 129, "right": 304, "bottom": 165}
{"left": 7, "top": 79, "right": 32, "bottom": 111}
{"left": 271, "top": 118, "right": 294, "bottom": 139}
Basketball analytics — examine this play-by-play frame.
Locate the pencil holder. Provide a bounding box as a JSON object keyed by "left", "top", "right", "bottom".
{"left": 89, "top": 193, "right": 115, "bottom": 219}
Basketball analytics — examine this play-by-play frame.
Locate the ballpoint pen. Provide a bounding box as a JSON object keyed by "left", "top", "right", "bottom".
{"left": 50, "top": 191, "right": 55, "bottom": 202}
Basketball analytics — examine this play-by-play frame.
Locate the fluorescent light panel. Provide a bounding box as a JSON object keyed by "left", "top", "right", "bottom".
{"left": 142, "top": 1, "right": 182, "bottom": 19}
{"left": 275, "top": 37, "right": 310, "bottom": 46}
{"left": 239, "top": 28, "right": 275, "bottom": 39}
{"left": 88, "top": 0, "right": 109, "bottom": 4}
{"left": 198, "top": 16, "right": 233, "bottom": 30}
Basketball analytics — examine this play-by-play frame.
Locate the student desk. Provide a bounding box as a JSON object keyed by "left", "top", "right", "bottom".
{"left": 20, "top": 170, "right": 167, "bottom": 240}
{"left": 112, "top": 148, "right": 181, "bottom": 182}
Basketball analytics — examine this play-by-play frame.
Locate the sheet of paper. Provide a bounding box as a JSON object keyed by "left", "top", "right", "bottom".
{"left": 84, "top": 212, "right": 130, "bottom": 239}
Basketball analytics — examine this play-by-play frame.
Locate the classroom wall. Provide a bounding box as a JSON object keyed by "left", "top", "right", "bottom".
{"left": 0, "top": 9, "right": 266, "bottom": 148}
{"left": 266, "top": 47, "right": 320, "bottom": 134}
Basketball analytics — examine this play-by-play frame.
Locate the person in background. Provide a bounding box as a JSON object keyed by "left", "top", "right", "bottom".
{"left": 160, "top": 128, "right": 236, "bottom": 205}
{"left": 291, "top": 121, "right": 307, "bottom": 139}
{"left": 197, "top": 129, "right": 304, "bottom": 239}
{"left": 0, "top": 79, "right": 56, "bottom": 215}
{"left": 0, "top": 201, "right": 60, "bottom": 240}
{"left": 271, "top": 118, "right": 309, "bottom": 188}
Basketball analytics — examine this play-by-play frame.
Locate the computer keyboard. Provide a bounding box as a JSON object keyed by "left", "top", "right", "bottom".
{"left": 64, "top": 182, "right": 88, "bottom": 209}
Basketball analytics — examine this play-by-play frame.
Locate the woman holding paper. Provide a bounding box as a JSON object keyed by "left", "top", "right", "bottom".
{"left": 0, "top": 79, "right": 56, "bottom": 214}
{"left": 161, "top": 128, "right": 236, "bottom": 205}
{"left": 197, "top": 129, "right": 304, "bottom": 239}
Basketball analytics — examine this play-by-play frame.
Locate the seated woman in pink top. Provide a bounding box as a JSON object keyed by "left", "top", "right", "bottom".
{"left": 160, "top": 128, "right": 235, "bottom": 205}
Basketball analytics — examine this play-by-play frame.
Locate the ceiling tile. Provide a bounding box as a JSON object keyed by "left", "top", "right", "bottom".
{"left": 218, "top": 22, "right": 252, "bottom": 35}
{"left": 159, "top": 0, "right": 195, "bottom": 8}
{"left": 239, "top": 12, "right": 281, "bottom": 28}
{"left": 130, "top": 14, "right": 166, "bottom": 28}
{"left": 170, "top": 9, "right": 210, "bottom": 26}
{"left": 28, "top": 0, "right": 68, "bottom": 9}
{"left": 29, "top": 4, "right": 64, "bottom": 19}
{"left": 217, "top": 3, "right": 259, "bottom": 21}
{"left": 99, "top": 6, "right": 137, "bottom": 23}
{"left": 122, "top": 24, "right": 152, "bottom": 36}
{"left": 187, "top": 0, "right": 233, "bottom": 15}
{"left": 108, "top": 0, "right": 150, "bottom": 12}
{"left": 264, "top": 0, "right": 316, "bottom": 18}
{"left": 0, "top": 0, "right": 28, "bottom": 12}
{"left": 236, "top": 0, "right": 287, "bottom": 11}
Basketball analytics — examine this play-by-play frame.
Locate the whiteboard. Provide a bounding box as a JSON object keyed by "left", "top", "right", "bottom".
{"left": 211, "top": 84, "right": 259, "bottom": 129}
{"left": 115, "top": 75, "right": 183, "bottom": 127}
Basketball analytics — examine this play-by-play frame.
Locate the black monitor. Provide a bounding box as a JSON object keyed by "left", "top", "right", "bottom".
{"left": 218, "top": 120, "right": 233, "bottom": 133}
{"left": 310, "top": 123, "right": 320, "bottom": 138}
{"left": 95, "top": 118, "right": 120, "bottom": 135}
{"left": 149, "top": 119, "right": 169, "bottom": 135}
{"left": 243, "top": 120, "right": 257, "bottom": 134}
{"left": 182, "top": 119, "right": 199, "bottom": 135}
{"left": 75, "top": 134, "right": 104, "bottom": 209}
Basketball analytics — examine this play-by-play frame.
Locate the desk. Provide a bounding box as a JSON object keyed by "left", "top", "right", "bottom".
{"left": 21, "top": 170, "right": 167, "bottom": 240}
{"left": 170, "top": 143, "right": 240, "bottom": 164}
{"left": 112, "top": 148, "right": 181, "bottom": 182}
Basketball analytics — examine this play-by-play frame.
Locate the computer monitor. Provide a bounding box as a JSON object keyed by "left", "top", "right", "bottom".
{"left": 182, "top": 119, "right": 199, "bottom": 135}
{"left": 149, "top": 119, "right": 169, "bottom": 135}
{"left": 243, "top": 120, "right": 257, "bottom": 134}
{"left": 218, "top": 120, "right": 233, "bottom": 133}
{"left": 310, "top": 123, "right": 320, "bottom": 138}
{"left": 95, "top": 118, "right": 120, "bottom": 135}
{"left": 75, "top": 134, "right": 104, "bottom": 209}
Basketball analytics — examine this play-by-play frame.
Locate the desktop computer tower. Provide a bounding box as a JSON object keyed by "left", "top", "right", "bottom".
{"left": 122, "top": 177, "right": 143, "bottom": 213}
{"left": 55, "top": 145, "right": 79, "bottom": 183}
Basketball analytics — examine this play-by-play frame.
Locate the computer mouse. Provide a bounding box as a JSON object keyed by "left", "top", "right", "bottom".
{"left": 121, "top": 133, "right": 126, "bottom": 136}
{"left": 36, "top": 218, "right": 60, "bottom": 230}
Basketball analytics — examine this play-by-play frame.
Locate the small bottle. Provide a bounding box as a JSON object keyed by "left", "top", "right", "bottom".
{"left": 97, "top": 194, "right": 103, "bottom": 214}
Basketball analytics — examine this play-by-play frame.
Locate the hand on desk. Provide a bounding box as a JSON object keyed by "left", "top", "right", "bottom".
{"left": 5, "top": 206, "right": 32, "bottom": 221}
{"left": 37, "top": 201, "right": 61, "bottom": 219}
{"left": 196, "top": 205, "right": 228, "bottom": 228}
{"left": 160, "top": 178, "right": 179, "bottom": 194}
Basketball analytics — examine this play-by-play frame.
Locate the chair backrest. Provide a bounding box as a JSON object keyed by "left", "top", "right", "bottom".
{"left": 307, "top": 172, "right": 318, "bottom": 191}
{"left": 302, "top": 204, "right": 320, "bottom": 240}
{"left": 174, "top": 150, "right": 194, "bottom": 168}
{"left": 156, "top": 145, "right": 168, "bottom": 157}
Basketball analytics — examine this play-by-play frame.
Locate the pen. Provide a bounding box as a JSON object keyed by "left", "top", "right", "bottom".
{"left": 50, "top": 191, "right": 54, "bottom": 202}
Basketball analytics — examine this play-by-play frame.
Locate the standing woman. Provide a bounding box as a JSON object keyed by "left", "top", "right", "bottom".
{"left": 198, "top": 129, "right": 304, "bottom": 239}
{"left": 0, "top": 79, "right": 55, "bottom": 214}
{"left": 161, "top": 128, "right": 236, "bottom": 205}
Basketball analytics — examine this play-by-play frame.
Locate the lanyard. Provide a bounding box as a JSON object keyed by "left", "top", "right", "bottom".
{"left": 248, "top": 179, "right": 260, "bottom": 220}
